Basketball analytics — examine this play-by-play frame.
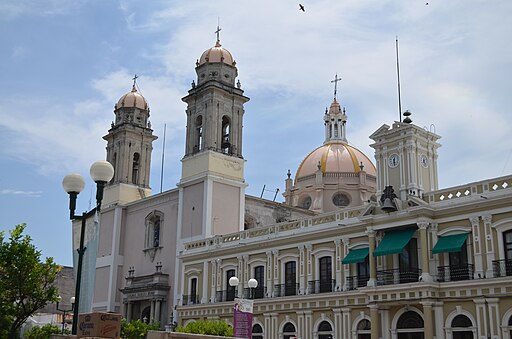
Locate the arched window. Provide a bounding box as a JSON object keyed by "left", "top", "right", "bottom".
{"left": 145, "top": 211, "right": 163, "bottom": 249}
{"left": 189, "top": 278, "right": 198, "bottom": 305}
{"left": 252, "top": 324, "right": 263, "bottom": 339}
{"left": 132, "top": 152, "right": 140, "bottom": 184}
{"left": 226, "top": 269, "right": 236, "bottom": 301}
{"left": 318, "top": 321, "right": 333, "bottom": 339}
{"left": 300, "top": 196, "right": 312, "bottom": 209}
{"left": 318, "top": 256, "right": 333, "bottom": 293}
{"left": 253, "top": 266, "right": 265, "bottom": 299}
{"left": 195, "top": 116, "right": 203, "bottom": 153}
{"left": 283, "top": 323, "right": 296, "bottom": 339}
{"left": 356, "top": 319, "right": 371, "bottom": 339}
{"left": 111, "top": 153, "right": 117, "bottom": 183}
{"left": 396, "top": 311, "right": 424, "bottom": 339}
{"left": 221, "top": 116, "right": 231, "bottom": 153}
{"left": 284, "top": 261, "right": 297, "bottom": 296}
{"left": 451, "top": 315, "right": 473, "bottom": 339}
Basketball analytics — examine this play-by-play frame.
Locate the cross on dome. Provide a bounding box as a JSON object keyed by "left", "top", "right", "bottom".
{"left": 215, "top": 19, "right": 222, "bottom": 43}
{"left": 132, "top": 74, "right": 139, "bottom": 91}
{"left": 331, "top": 73, "right": 342, "bottom": 100}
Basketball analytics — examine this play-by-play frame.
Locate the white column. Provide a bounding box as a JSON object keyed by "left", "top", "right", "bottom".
{"left": 487, "top": 298, "right": 500, "bottom": 339}
{"left": 334, "top": 239, "right": 343, "bottom": 291}
{"left": 474, "top": 298, "right": 487, "bottom": 339}
{"left": 202, "top": 261, "right": 209, "bottom": 304}
{"left": 299, "top": 244, "right": 306, "bottom": 294}
{"left": 341, "top": 307, "right": 351, "bottom": 339}
{"left": 470, "top": 217, "right": 484, "bottom": 278}
{"left": 418, "top": 221, "right": 433, "bottom": 282}
{"left": 433, "top": 302, "right": 445, "bottom": 339}
{"left": 304, "top": 310, "right": 313, "bottom": 339}
{"left": 341, "top": 237, "right": 350, "bottom": 291}
{"left": 273, "top": 250, "right": 279, "bottom": 296}
{"left": 237, "top": 256, "right": 244, "bottom": 298}
{"left": 297, "top": 311, "right": 305, "bottom": 339}
{"left": 215, "top": 259, "right": 222, "bottom": 301}
{"left": 380, "top": 307, "right": 390, "bottom": 339}
{"left": 367, "top": 228, "right": 377, "bottom": 287}
{"left": 266, "top": 251, "right": 273, "bottom": 297}
{"left": 333, "top": 308, "right": 342, "bottom": 339}
{"left": 482, "top": 215, "right": 495, "bottom": 278}
{"left": 154, "top": 299, "right": 161, "bottom": 325}
{"left": 306, "top": 244, "right": 313, "bottom": 294}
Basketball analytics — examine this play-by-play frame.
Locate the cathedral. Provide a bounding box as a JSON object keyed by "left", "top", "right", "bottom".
{"left": 83, "top": 30, "right": 512, "bottom": 339}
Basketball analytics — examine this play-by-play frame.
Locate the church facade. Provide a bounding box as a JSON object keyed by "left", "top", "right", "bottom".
{"left": 87, "top": 31, "right": 512, "bottom": 339}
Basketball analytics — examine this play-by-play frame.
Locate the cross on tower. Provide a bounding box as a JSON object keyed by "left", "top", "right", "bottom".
{"left": 331, "top": 73, "right": 342, "bottom": 100}
{"left": 132, "top": 74, "right": 139, "bottom": 88}
{"left": 215, "top": 24, "right": 222, "bottom": 42}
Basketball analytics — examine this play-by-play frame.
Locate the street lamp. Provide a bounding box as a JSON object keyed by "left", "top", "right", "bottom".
{"left": 62, "top": 160, "right": 114, "bottom": 334}
{"left": 56, "top": 296, "right": 75, "bottom": 334}
{"left": 248, "top": 278, "right": 258, "bottom": 300}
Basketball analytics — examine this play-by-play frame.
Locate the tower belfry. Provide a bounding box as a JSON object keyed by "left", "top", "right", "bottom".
{"left": 178, "top": 30, "right": 249, "bottom": 239}
{"left": 324, "top": 74, "right": 347, "bottom": 143}
{"left": 103, "top": 77, "right": 157, "bottom": 205}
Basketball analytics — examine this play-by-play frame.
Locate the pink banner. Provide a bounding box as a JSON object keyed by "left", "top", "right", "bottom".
{"left": 233, "top": 298, "right": 253, "bottom": 339}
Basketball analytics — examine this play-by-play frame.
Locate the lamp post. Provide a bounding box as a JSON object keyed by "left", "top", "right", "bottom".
{"left": 56, "top": 296, "right": 75, "bottom": 334}
{"left": 62, "top": 160, "right": 114, "bottom": 335}
{"left": 229, "top": 276, "right": 258, "bottom": 339}
{"left": 229, "top": 277, "right": 258, "bottom": 299}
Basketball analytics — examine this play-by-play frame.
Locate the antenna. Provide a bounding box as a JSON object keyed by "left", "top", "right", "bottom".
{"left": 395, "top": 36, "right": 402, "bottom": 122}
{"left": 160, "top": 124, "right": 166, "bottom": 193}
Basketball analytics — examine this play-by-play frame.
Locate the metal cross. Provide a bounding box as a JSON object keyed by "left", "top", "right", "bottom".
{"left": 132, "top": 74, "right": 139, "bottom": 88}
{"left": 331, "top": 73, "right": 342, "bottom": 100}
{"left": 215, "top": 24, "right": 222, "bottom": 42}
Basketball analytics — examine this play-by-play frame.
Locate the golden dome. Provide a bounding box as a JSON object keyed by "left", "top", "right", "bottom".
{"left": 116, "top": 86, "right": 148, "bottom": 110}
{"left": 198, "top": 41, "right": 235, "bottom": 66}
{"left": 295, "top": 142, "right": 376, "bottom": 181}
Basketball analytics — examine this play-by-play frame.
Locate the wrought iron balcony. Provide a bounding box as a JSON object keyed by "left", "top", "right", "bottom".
{"left": 242, "top": 286, "right": 266, "bottom": 299}
{"left": 437, "top": 264, "right": 474, "bottom": 282}
{"left": 182, "top": 294, "right": 199, "bottom": 305}
{"left": 346, "top": 275, "right": 370, "bottom": 290}
{"left": 377, "top": 267, "right": 421, "bottom": 286}
{"left": 215, "top": 289, "right": 237, "bottom": 302}
{"left": 493, "top": 259, "right": 512, "bottom": 277}
{"left": 307, "top": 279, "right": 335, "bottom": 294}
{"left": 274, "top": 283, "right": 299, "bottom": 297}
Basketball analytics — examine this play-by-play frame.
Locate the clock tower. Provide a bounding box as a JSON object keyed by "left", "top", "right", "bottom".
{"left": 369, "top": 116, "right": 441, "bottom": 200}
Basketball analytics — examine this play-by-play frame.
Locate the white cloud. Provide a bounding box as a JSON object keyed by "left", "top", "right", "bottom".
{"left": 0, "top": 189, "right": 42, "bottom": 197}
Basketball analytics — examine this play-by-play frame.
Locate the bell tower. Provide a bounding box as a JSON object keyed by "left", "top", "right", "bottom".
{"left": 103, "top": 77, "right": 157, "bottom": 206}
{"left": 369, "top": 113, "right": 441, "bottom": 200}
{"left": 178, "top": 28, "right": 249, "bottom": 240}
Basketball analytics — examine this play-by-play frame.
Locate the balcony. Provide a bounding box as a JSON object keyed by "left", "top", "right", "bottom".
{"left": 274, "top": 283, "right": 299, "bottom": 297}
{"left": 182, "top": 294, "right": 199, "bottom": 305}
{"left": 493, "top": 259, "right": 512, "bottom": 277}
{"left": 437, "top": 264, "right": 474, "bottom": 282}
{"left": 307, "top": 279, "right": 335, "bottom": 294}
{"left": 346, "top": 275, "right": 370, "bottom": 290}
{"left": 215, "top": 289, "right": 236, "bottom": 302}
{"left": 377, "top": 268, "right": 420, "bottom": 285}
{"left": 242, "top": 286, "right": 266, "bottom": 299}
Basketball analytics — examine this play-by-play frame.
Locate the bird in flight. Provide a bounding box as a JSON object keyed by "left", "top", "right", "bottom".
{"left": 299, "top": 4, "right": 305, "bottom": 11}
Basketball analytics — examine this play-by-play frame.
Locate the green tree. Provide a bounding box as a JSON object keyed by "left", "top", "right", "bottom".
{"left": 0, "top": 224, "right": 61, "bottom": 339}
{"left": 25, "top": 323, "right": 66, "bottom": 339}
{"left": 175, "top": 319, "right": 233, "bottom": 337}
{"left": 121, "top": 319, "right": 160, "bottom": 339}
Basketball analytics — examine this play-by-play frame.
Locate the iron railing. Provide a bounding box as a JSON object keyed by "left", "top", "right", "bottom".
{"left": 242, "top": 286, "right": 266, "bottom": 299}
{"left": 182, "top": 294, "right": 199, "bottom": 305}
{"left": 215, "top": 289, "right": 237, "bottom": 302}
{"left": 307, "top": 279, "right": 335, "bottom": 294}
{"left": 437, "top": 264, "right": 474, "bottom": 282}
{"left": 274, "top": 283, "right": 299, "bottom": 297}
{"left": 346, "top": 275, "right": 370, "bottom": 290}
{"left": 377, "top": 267, "right": 421, "bottom": 285}
{"left": 493, "top": 259, "right": 512, "bottom": 277}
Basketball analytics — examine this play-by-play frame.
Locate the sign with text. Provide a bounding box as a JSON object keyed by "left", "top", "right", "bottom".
{"left": 233, "top": 298, "right": 253, "bottom": 339}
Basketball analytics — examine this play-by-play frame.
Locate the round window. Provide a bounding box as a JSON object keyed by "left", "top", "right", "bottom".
{"left": 301, "top": 196, "right": 312, "bottom": 209}
{"left": 332, "top": 193, "right": 350, "bottom": 207}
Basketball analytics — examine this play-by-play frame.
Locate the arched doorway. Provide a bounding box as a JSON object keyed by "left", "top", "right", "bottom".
{"left": 317, "top": 320, "right": 333, "bottom": 339}
{"left": 451, "top": 315, "right": 474, "bottom": 339}
{"left": 396, "top": 311, "right": 424, "bottom": 339}
{"left": 356, "top": 319, "right": 371, "bottom": 339}
{"left": 283, "top": 322, "right": 296, "bottom": 339}
{"left": 252, "top": 324, "right": 263, "bottom": 339}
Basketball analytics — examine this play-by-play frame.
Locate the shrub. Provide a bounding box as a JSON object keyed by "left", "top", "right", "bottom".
{"left": 121, "top": 319, "right": 159, "bottom": 339}
{"left": 175, "top": 319, "right": 233, "bottom": 337}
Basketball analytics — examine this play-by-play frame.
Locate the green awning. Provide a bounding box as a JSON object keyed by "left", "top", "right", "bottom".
{"left": 342, "top": 247, "right": 369, "bottom": 264}
{"left": 373, "top": 228, "right": 416, "bottom": 257}
{"left": 432, "top": 233, "right": 468, "bottom": 254}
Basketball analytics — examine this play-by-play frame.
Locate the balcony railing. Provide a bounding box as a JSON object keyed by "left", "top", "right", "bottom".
{"left": 377, "top": 268, "right": 420, "bottom": 285}
{"left": 437, "top": 264, "right": 474, "bottom": 282}
{"left": 493, "top": 259, "right": 512, "bottom": 277}
{"left": 274, "top": 283, "right": 299, "bottom": 297}
{"left": 346, "top": 275, "right": 370, "bottom": 290}
{"left": 242, "top": 286, "right": 266, "bottom": 299}
{"left": 182, "top": 294, "right": 199, "bottom": 305}
{"left": 215, "top": 289, "right": 237, "bottom": 302}
{"left": 307, "top": 279, "right": 335, "bottom": 294}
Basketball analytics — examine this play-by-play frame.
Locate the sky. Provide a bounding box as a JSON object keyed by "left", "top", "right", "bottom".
{"left": 0, "top": 0, "right": 511, "bottom": 267}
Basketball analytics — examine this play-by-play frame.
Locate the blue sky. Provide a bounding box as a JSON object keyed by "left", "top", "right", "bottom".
{"left": 1, "top": 0, "right": 511, "bottom": 266}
